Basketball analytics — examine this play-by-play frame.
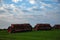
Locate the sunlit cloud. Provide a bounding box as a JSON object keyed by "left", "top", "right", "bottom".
{"left": 12, "top": 0, "right": 22, "bottom": 3}
{"left": 29, "top": 0, "right": 36, "bottom": 4}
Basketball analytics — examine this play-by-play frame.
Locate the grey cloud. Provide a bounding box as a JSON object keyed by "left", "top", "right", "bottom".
{"left": 22, "top": 10, "right": 31, "bottom": 13}
{"left": 32, "top": 8, "right": 43, "bottom": 11}
{"left": 0, "top": 10, "right": 5, "bottom": 14}
{"left": 0, "top": 20, "right": 11, "bottom": 29}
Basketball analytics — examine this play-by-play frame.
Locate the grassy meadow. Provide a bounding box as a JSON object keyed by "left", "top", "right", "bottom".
{"left": 0, "top": 29, "right": 60, "bottom": 40}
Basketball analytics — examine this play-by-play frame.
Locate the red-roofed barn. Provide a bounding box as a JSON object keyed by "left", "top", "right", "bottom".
{"left": 34, "top": 24, "right": 51, "bottom": 31}
{"left": 8, "top": 24, "right": 32, "bottom": 33}
{"left": 53, "top": 24, "right": 60, "bottom": 29}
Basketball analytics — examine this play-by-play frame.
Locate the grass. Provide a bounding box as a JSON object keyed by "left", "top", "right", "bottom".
{"left": 0, "top": 29, "right": 60, "bottom": 40}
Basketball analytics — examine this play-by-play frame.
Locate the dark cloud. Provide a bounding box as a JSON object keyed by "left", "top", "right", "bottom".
{"left": 0, "top": 10, "right": 5, "bottom": 14}
{"left": 58, "top": 0, "right": 60, "bottom": 3}
{"left": 22, "top": 10, "right": 31, "bottom": 13}
{"left": 32, "top": 8, "right": 42, "bottom": 11}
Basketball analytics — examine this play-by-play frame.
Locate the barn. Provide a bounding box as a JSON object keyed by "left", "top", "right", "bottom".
{"left": 34, "top": 24, "right": 51, "bottom": 31}
{"left": 53, "top": 24, "right": 60, "bottom": 29}
{"left": 8, "top": 24, "right": 32, "bottom": 33}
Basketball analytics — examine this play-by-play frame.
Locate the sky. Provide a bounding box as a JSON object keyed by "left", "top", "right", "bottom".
{"left": 0, "top": 0, "right": 60, "bottom": 29}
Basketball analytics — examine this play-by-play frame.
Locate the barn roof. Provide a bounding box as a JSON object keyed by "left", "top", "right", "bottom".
{"left": 37, "top": 24, "right": 50, "bottom": 25}
{"left": 35, "top": 24, "right": 51, "bottom": 26}
{"left": 11, "top": 23, "right": 31, "bottom": 26}
{"left": 54, "top": 24, "right": 60, "bottom": 26}
{"left": 11, "top": 23, "right": 30, "bottom": 25}
{"left": 54, "top": 24, "right": 60, "bottom": 27}
{"left": 11, "top": 23, "right": 32, "bottom": 28}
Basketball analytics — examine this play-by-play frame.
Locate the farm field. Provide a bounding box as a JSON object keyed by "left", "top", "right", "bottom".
{"left": 0, "top": 29, "right": 60, "bottom": 40}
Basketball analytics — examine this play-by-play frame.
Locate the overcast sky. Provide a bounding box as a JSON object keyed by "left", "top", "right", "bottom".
{"left": 0, "top": 0, "right": 60, "bottom": 29}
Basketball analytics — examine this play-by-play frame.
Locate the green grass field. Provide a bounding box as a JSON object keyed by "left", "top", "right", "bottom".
{"left": 0, "top": 30, "right": 60, "bottom": 40}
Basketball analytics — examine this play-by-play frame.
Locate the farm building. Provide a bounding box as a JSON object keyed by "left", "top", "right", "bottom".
{"left": 53, "top": 24, "right": 60, "bottom": 29}
{"left": 34, "top": 24, "right": 51, "bottom": 31}
{"left": 8, "top": 24, "right": 32, "bottom": 33}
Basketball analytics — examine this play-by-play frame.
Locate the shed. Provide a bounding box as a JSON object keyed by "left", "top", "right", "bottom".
{"left": 8, "top": 24, "right": 32, "bottom": 33}
{"left": 34, "top": 24, "right": 51, "bottom": 31}
{"left": 53, "top": 24, "right": 60, "bottom": 29}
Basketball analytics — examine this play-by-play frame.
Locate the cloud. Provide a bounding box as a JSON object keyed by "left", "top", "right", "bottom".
{"left": 12, "top": 0, "right": 22, "bottom": 3}
{"left": 0, "top": 0, "right": 60, "bottom": 28}
{"left": 10, "top": 4, "right": 16, "bottom": 8}
{"left": 0, "top": 3, "right": 28, "bottom": 25}
{"left": 40, "top": 2, "right": 52, "bottom": 8}
{"left": 0, "top": 7, "right": 4, "bottom": 10}
{"left": 12, "top": 0, "right": 19, "bottom": 3}
{"left": 29, "top": 0, "right": 36, "bottom": 4}
{"left": 0, "top": 10, "right": 5, "bottom": 14}
{"left": 0, "top": 20, "right": 11, "bottom": 29}
{"left": 52, "top": 0, "right": 59, "bottom": 2}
